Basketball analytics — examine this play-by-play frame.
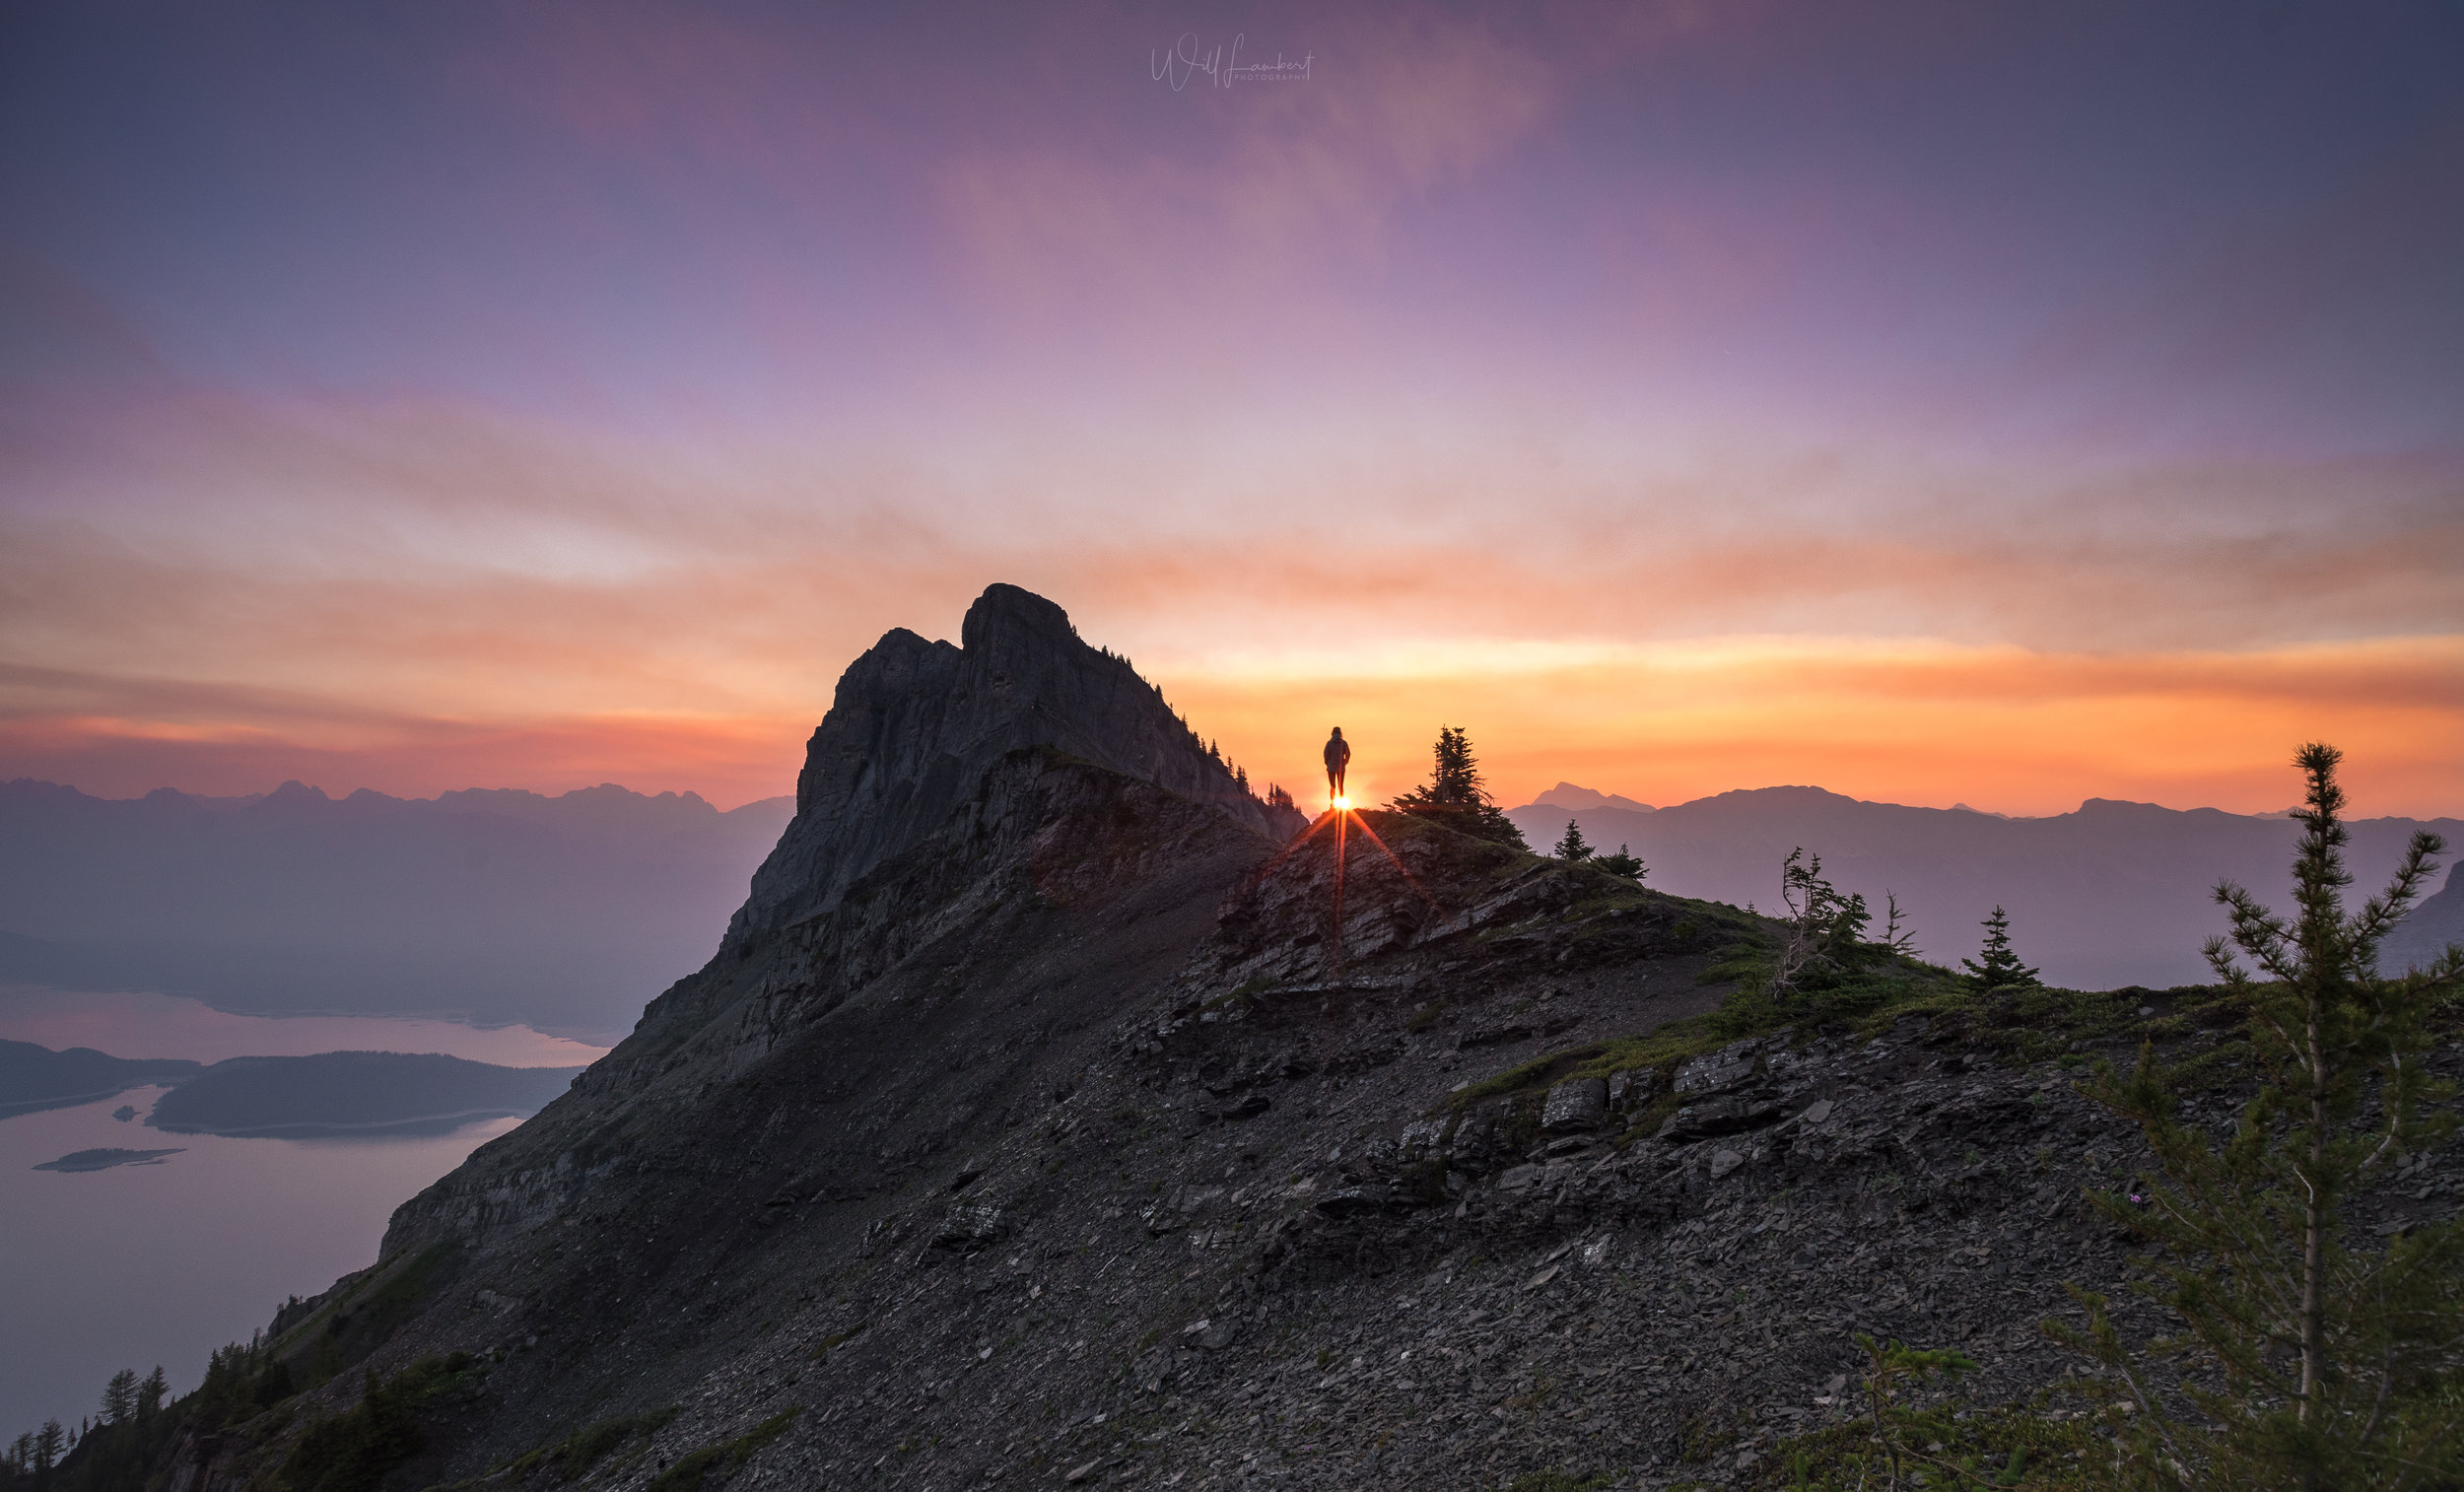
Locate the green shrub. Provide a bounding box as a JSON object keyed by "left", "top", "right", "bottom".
{"left": 505, "top": 1406, "right": 678, "bottom": 1482}
{"left": 645, "top": 1408, "right": 803, "bottom": 1492}
{"left": 277, "top": 1355, "right": 476, "bottom": 1492}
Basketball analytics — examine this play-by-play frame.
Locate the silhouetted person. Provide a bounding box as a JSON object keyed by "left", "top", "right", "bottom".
{"left": 1324, "top": 726, "right": 1351, "bottom": 804}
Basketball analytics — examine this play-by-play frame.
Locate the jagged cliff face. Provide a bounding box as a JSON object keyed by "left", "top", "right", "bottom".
{"left": 729, "top": 583, "right": 1301, "bottom": 945}
{"left": 158, "top": 584, "right": 2464, "bottom": 1492}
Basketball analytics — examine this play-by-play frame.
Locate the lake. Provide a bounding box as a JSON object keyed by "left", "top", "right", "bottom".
{"left": 0, "top": 987, "right": 609, "bottom": 1439}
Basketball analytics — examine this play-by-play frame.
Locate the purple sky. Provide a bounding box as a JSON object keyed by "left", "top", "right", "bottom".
{"left": 3, "top": 1, "right": 2459, "bottom": 814}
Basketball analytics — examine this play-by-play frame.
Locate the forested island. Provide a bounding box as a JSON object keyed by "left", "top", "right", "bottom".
{"left": 143, "top": 1052, "right": 581, "bottom": 1138}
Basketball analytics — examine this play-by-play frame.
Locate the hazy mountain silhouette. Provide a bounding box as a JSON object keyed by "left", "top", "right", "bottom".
{"left": 2382, "top": 863, "right": 2464, "bottom": 976}
{"left": 1531, "top": 781, "right": 1656, "bottom": 814}
{"left": 0, "top": 1039, "right": 200, "bottom": 1119}
{"left": 1508, "top": 784, "right": 2464, "bottom": 989}
{"left": 0, "top": 780, "right": 794, "bottom": 1040}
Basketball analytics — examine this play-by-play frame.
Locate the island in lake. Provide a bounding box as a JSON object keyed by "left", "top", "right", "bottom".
{"left": 34, "top": 1147, "right": 184, "bottom": 1173}
{"left": 144, "top": 1051, "right": 582, "bottom": 1138}
{"left": 3, "top": 1040, "right": 583, "bottom": 1139}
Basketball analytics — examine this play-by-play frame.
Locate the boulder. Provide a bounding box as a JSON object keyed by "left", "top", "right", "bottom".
{"left": 1314, "top": 1185, "right": 1393, "bottom": 1217}
{"left": 1674, "top": 1039, "right": 1761, "bottom": 1095}
{"left": 932, "top": 1201, "right": 1005, "bottom": 1251}
{"left": 1457, "top": 1021, "right": 1536, "bottom": 1050}
{"left": 1541, "top": 1077, "right": 1608, "bottom": 1132}
{"left": 1656, "top": 1096, "right": 1782, "bottom": 1141}
{"left": 1496, "top": 1163, "right": 1543, "bottom": 1192}
{"left": 1182, "top": 1317, "right": 1240, "bottom": 1351}
{"left": 1607, "top": 1068, "right": 1655, "bottom": 1110}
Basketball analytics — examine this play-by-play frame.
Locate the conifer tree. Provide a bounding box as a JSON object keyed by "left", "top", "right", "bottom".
{"left": 137, "top": 1366, "right": 166, "bottom": 1416}
{"left": 101, "top": 1369, "right": 135, "bottom": 1426}
{"left": 1960, "top": 906, "right": 2039, "bottom": 989}
{"left": 1882, "top": 891, "right": 1918, "bottom": 956}
{"left": 1553, "top": 818, "right": 1593, "bottom": 860}
{"left": 1771, "top": 848, "right": 1871, "bottom": 996}
{"left": 1595, "top": 845, "right": 1647, "bottom": 882}
{"left": 1389, "top": 726, "right": 1530, "bottom": 849}
{"left": 32, "top": 1422, "right": 59, "bottom": 1476}
{"left": 2053, "top": 743, "right": 2464, "bottom": 1491}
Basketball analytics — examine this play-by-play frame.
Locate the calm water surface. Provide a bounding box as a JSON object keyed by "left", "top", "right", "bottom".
{"left": 0, "top": 989, "right": 609, "bottom": 1438}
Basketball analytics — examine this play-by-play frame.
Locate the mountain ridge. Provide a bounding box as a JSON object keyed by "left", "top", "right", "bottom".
{"left": 1507, "top": 784, "right": 2464, "bottom": 987}
{"left": 731, "top": 582, "right": 1303, "bottom": 946}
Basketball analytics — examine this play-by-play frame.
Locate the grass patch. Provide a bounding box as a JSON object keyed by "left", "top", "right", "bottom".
{"left": 1745, "top": 1402, "right": 2110, "bottom": 1489}
{"left": 646, "top": 1408, "right": 803, "bottom": 1492}
{"left": 1440, "top": 947, "right": 2067, "bottom": 1115}
{"left": 285, "top": 1241, "right": 463, "bottom": 1390}
{"left": 807, "top": 1321, "right": 866, "bottom": 1363}
{"left": 503, "top": 1405, "right": 679, "bottom": 1483}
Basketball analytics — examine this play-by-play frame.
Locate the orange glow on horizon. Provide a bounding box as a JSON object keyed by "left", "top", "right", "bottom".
{"left": 3, "top": 635, "right": 2456, "bottom": 821}
{"left": 1163, "top": 635, "right": 2464, "bottom": 822}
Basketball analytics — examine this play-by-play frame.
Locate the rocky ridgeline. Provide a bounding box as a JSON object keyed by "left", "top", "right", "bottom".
{"left": 731, "top": 582, "right": 1302, "bottom": 946}
{"left": 156, "top": 587, "right": 2464, "bottom": 1492}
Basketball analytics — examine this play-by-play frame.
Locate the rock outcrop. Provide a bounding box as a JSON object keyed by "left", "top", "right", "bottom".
{"left": 730, "top": 582, "right": 1302, "bottom": 944}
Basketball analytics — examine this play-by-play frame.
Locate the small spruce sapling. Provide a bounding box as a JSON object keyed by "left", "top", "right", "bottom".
{"left": 1882, "top": 891, "right": 1918, "bottom": 956}
{"left": 1595, "top": 845, "right": 1647, "bottom": 882}
{"left": 1838, "top": 1334, "right": 2010, "bottom": 1491}
{"left": 1960, "top": 906, "right": 2039, "bottom": 989}
{"left": 1553, "top": 819, "right": 1593, "bottom": 861}
{"left": 2049, "top": 742, "right": 2464, "bottom": 1492}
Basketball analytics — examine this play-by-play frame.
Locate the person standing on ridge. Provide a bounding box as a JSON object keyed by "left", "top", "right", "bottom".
{"left": 1324, "top": 726, "right": 1351, "bottom": 807}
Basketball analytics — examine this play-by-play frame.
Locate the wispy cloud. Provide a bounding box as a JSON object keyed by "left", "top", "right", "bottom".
{"left": 4, "top": 388, "right": 2457, "bottom": 813}
{"left": 3, "top": 4, "right": 2458, "bottom": 814}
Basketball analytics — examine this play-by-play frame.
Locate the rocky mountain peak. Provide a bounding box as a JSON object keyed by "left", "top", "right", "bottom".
{"left": 729, "top": 584, "right": 1302, "bottom": 943}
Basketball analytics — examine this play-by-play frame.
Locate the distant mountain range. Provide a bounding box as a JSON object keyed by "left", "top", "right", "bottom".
{"left": 1507, "top": 784, "right": 2464, "bottom": 990}
{"left": 5, "top": 768, "right": 2451, "bottom": 1047}
{"left": 0, "top": 780, "right": 794, "bottom": 1040}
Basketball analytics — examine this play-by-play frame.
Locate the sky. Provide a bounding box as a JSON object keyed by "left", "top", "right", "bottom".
{"left": 3, "top": 0, "right": 2460, "bottom": 818}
